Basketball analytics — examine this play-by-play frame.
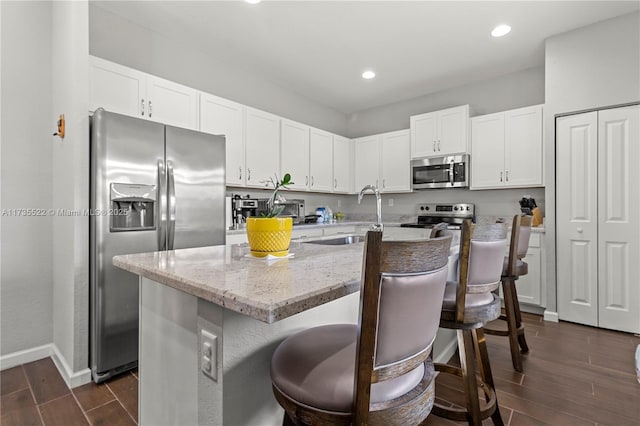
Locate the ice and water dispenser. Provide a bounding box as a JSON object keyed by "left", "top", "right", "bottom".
{"left": 110, "top": 183, "right": 156, "bottom": 231}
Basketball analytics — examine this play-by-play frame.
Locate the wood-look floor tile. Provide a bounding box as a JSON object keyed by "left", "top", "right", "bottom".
{"left": 0, "top": 405, "right": 42, "bottom": 426}
{"left": 85, "top": 400, "right": 136, "bottom": 426}
{"left": 496, "top": 390, "right": 595, "bottom": 426}
{"left": 38, "top": 394, "right": 88, "bottom": 426}
{"left": 1, "top": 388, "right": 36, "bottom": 414}
{"left": 106, "top": 373, "right": 138, "bottom": 422}
{"left": 1, "top": 367, "right": 29, "bottom": 396}
{"left": 72, "top": 382, "right": 115, "bottom": 412}
{"left": 22, "top": 358, "right": 69, "bottom": 404}
{"left": 508, "top": 410, "right": 553, "bottom": 426}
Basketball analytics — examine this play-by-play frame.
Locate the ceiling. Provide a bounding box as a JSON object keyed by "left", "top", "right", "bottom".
{"left": 91, "top": 1, "right": 639, "bottom": 115}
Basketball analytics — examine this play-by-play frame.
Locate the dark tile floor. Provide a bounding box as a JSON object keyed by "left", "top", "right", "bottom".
{"left": 2, "top": 313, "right": 639, "bottom": 425}
{"left": 1, "top": 358, "right": 137, "bottom": 426}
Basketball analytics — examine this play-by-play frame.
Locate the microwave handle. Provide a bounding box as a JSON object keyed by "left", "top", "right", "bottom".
{"left": 449, "top": 167, "right": 455, "bottom": 186}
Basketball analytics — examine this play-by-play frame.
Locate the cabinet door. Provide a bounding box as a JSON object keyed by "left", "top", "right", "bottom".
{"left": 505, "top": 105, "right": 543, "bottom": 187}
{"left": 380, "top": 130, "right": 411, "bottom": 192}
{"left": 516, "top": 244, "right": 541, "bottom": 306}
{"left": 333, "top": 136, "right": 352, "bottom": 193}
{"left": 556, "top": 112, "right": 598, "bottom": 327}
{"left": 597, "top": 105, "right": 639, "bottom": 333}
{"left": 146, "top": 76, "right": 199, "bottom": 130}
{"left": 199, "top": 94, "right": 244, "bottom": 186}
{"left": 437, "top": 105, "right": 469, "bottom": 156}
{"left": 470, "top": 113, "right": 505, "bottom": 189}
{"left": 89, "top": 56, "right": 145, "bottom": 118}
{"left": 410, "top": 112, "right": 437, "bottom": 158}
{"left": 280, "top": 119, "right": 310, "bottom": 191}
{"left": 245, "top": 108, "right": 280, "bottom": 188}
{"left": 309, "top": 129, "right": 334, "bottom": 192}
{"left": 354, "top": 136, "right": 380, "bottom": 191}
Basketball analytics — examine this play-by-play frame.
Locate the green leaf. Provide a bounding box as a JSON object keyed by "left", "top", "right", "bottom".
{"left": 282, "top": 173, "right": 291, "bottom": 185}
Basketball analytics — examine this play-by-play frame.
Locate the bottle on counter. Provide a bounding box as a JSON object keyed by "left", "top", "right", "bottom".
{"left": 315, "top": 207, "right": 325, "bottom": 223}
{"left": 325, "top": 207, "right": 333, "bottom": 224}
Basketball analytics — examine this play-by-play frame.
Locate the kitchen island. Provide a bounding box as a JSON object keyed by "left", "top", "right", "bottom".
{"left": 113, "top": 232, "right": 457, "bottom": 426}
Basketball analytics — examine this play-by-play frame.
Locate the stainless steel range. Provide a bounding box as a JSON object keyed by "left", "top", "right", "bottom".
{"left": 400, "top": 203, "right": 475, "bottom": 229}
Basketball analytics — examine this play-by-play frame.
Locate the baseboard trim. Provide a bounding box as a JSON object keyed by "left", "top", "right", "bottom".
{"left": 434, "top": 336, "right": 458, "bottom": 364}
{"left": 543, "top": 310, "right": 559, "bottom": 323}
{"left": 0, "top": 344, "right": 91, "bottom": 389}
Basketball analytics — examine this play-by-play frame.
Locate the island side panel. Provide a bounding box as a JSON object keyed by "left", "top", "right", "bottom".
{"left": 221, "top": 292, "right": 360, "bottom": 426}
{"left": 139, "top": 277, "right": 200, "bottom": 426}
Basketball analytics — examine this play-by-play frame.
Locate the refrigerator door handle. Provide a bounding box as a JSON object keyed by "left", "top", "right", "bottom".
{"left": 167, "top": 160, "right": 177, "bottom": 250}
{"left": 157, "top": 160, "right": 167, "bottom": 251}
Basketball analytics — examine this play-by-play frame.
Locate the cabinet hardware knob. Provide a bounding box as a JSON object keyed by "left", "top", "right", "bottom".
{"left": 247, "top": 168, "right": 251, "bottom": 181}
{"left": 141, "top": 99, "right": 145, "bottom": 116}
{"left": 311, "top": 176, "right": 314, "bottom": 186}
{"left": 506, "top": 170, "right": 509, "bottom": 181}
{"left": 149, "top": 101, "right": 153, "bottom": 118}
{"left": 334, "top": 178, "right": 337, "bottom": 188}
{"left": 305, "top": 176, "right": 309, "bottom": 186}
{"left": 239, "top": 167, "right": 242, "bottom": 180}
{"left": 500, "top": 171, "right": 503, "bottom": 182}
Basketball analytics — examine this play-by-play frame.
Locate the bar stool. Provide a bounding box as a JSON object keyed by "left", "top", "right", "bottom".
{"left": 431, "top": 220, "right": 508, "bottom": 426}
{"left": 270, "top": 229, "right": 453, "bottom": 425}
{"left": 484, "top": 214, "right": 532, "bottom": 372}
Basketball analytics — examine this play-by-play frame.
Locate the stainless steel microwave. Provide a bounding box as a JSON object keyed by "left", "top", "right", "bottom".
{"left": 411, "top": 154, "right": 469, "bottom": 189}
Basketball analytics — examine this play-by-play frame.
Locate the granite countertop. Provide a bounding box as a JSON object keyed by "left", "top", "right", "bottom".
{"left": 113, "top": 240, "right": 365, "bottom": 324}
{"left": 226, "top": 221, "right": 372, "bottom": 235}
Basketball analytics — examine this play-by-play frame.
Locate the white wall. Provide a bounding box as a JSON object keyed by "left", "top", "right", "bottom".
{"left": 544, "top": 11, "right": 640, "bottom": 313}
{"left": 51, "top": 1, "right": 90, "bottom": 373}
{"left": 88, "top": 4, "right": 348, "bottom": 137}
{"left": 346, "top": 66, "right": 545, "bottom": 138}
{"left": 0, "top": 1, "right": 54, "bottom": 355}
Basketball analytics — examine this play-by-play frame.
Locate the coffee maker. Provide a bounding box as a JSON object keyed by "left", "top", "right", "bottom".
{"left": 231, "top": 194, "right": 259, "bottom": 228}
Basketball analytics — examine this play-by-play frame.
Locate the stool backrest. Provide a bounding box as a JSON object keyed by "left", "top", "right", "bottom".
{"left": 454, "top": 220, "right": 507, "bottom": 323}
{"left": 353, "top": 229, "right": 452, "bottom": 423}
{"left": 505, "top": 215, "right": 532, "bottom": 276}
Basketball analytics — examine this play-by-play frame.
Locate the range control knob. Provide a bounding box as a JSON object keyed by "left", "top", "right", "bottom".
{"left": 454, "top": 206, "right": 459, "bottom": 211}
{"left": 425, "top": 206, "right": 430, "bottom": 211}
{"left": 466, "top": 206, "right": 471, "bottom": 211}
{"left": 420, "top": 206, "right": 425, "bottom": 211}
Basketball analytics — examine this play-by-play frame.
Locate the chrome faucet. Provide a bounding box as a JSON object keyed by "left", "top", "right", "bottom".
{"left": 358, "top": 184, "right": 383, "bottom": 231}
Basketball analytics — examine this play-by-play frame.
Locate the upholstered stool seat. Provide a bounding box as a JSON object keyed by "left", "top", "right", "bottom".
{"left": 430, "top": 221, "right": 507, "bottom": 426}
{"left": 485, "top": 215, "right": 533, "bottom": 372}
{"left": 271, "top": 324, "right": 431, "bottom": 414}
{"left": 270, "top": 230, "right": 453, "bottom": 426}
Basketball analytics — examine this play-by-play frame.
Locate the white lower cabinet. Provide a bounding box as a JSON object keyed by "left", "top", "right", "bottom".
{"left": 500, "top": 232, "right": 544, "bottom": 308}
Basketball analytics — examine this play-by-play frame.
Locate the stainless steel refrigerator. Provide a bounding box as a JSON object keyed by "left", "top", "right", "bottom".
{"left": 90, "top": 108, "right": 225, "bottom": 382}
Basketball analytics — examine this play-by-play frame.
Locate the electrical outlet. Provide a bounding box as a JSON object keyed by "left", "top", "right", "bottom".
{"left": 201, "top": 329, "right": 218, "bottom": 381}
{"left": 388, "top": 198, "right": 394, "bottom": 207}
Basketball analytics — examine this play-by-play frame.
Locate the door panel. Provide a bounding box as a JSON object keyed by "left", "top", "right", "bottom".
{"left": 147, "top": 76, "right": 199, "bottom": 130}
{"left": 505, "top": 106, "right": 543, "bottom": 187}
{"left": 280, "top": 120, "right": 309, "bottom": 191}
{"left": 165, "top": 126, "right": 225, "bottom": 250}
{"left": 470, "top": 113, "right": 504, "bottom": 188}
{"left": 556, "top": 112, "right": 598, "bottom": 326}
{"left": 309, "top": 129, "right": 334, "bottom": 192}
{"left": 245, "top": 108, "right": 280, "bottom": 188}
{"left": 597, "top": 105, "right": 639, "bottom": 333}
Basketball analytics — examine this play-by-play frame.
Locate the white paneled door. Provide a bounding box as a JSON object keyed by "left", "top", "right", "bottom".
{"left": 557, "top": 105, "right": 640, "bottom": 333}
{"left": 557, "top": 112, "right": 599, "bottom": 327}
{"left": 597, "top": 106, "right": 639, "bottom": 333}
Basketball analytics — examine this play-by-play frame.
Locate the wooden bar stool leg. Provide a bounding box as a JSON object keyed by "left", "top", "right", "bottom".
{"left": 459, "top": 329, "right": 482, "bottom": 426}
{"left": 502, "top": 277, "right": 524, "bottom": 372}
{"left": 473, "top": 328, "right": 504, "bottom": 426}
{"left": 510, "top": 281, "right": 530, "bottom": 354}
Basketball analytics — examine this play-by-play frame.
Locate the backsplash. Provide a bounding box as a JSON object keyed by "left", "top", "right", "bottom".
{"left": 226, "top": 186, "right": 545, "bottom": 224}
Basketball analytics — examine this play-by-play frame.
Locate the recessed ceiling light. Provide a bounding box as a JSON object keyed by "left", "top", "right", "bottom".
{"left": 245, "top": 0, "right": 261, "bottom": 4}
{"left": 491, "top": 24, "right": 511, "bottom": 37}
{"left": 362, "top": 70, "right": 376, "bottom": 80}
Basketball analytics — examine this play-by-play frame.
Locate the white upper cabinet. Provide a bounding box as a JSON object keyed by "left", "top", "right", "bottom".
{"left": 146, "top": 75, "right": 199, "bottom": 130}
{"left": 471, "top": 105, "right": 543, "bottom": 190}
{"left": 410, "top": 105, "right": 469, "bottom": 158}
{"left": 354, "top": 135, "right": 380, "bottom": 191}
{"left": 199, "top": 93, "right": 245, "bottom": 186}
{"left": 333, "top": 136, "right": 352, "bottom": 193}
{"left": 89, "top": 56, "right": 199, "bottom": 130}
{"left": 355, "top": 130, "right": 411, "bottom": 193}
{"left": 309, "top": 128, "right": 334, "bottom": 192}
{"left": 280, "top": 119, "right": 310, "bottom": 191}
{"left": 244, "top": 107, "right": 281, "bottom": 188}
{"left": 89, "top": 56, "right": 146, "bottom": 118}
{"left": 380, "top": 130, "right": 411, "bottom": 192}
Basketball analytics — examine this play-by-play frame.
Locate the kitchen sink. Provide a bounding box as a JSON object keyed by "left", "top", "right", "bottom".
{"left": 303, "top": 234, "right": 366, "bottom": 245}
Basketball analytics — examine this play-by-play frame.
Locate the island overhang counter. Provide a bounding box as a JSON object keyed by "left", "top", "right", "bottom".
{"left": 113, "top": 236, "right": 458, "bottom": 426}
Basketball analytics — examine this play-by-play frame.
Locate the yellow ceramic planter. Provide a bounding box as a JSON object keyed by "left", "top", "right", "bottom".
{"left": 246, "top": 217, "right": 293, "bottom": 257}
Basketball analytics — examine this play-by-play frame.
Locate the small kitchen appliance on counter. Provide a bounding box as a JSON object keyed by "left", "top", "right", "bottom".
{"left": 231, "top": 195, "right": 260, "bottom": 228}
{"left": 519, "top": 196, "right": 543, "bottom": 226}
{"left": 400, "top": 203, "right": 475, "bottom": 229}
